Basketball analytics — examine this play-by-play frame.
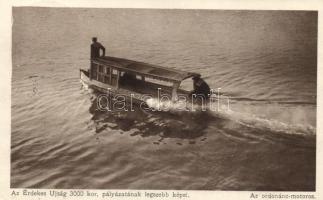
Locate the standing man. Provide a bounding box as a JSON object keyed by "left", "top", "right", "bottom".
{"left": 90, "top": 37, "right": 105, "bottom": 80}
{"left": 91, "top": 37, "right": 105, "bottom": 59}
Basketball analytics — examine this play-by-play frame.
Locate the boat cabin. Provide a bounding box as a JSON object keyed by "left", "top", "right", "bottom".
{"left": 85, "top": 56, "right": 202, "bottom": 101}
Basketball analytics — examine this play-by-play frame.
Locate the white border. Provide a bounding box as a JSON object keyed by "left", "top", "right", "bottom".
{"left": 1, "top": 0, "right": 322, "bottom": 199}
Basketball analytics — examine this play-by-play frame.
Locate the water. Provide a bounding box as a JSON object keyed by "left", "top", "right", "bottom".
{"left": 11, "top": 8, "right": 316, "bottom": 190}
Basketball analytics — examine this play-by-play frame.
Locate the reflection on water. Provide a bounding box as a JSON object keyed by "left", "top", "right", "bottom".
{"left": 89, "top": 92, "right": 211, "bottom": 143}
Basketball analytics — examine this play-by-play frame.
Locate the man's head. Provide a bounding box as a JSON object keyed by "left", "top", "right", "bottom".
{"left": 192, "top": 75, "right": 201, "bottom": 81}
{"left": 92, "top": 37, "right": 97, "bottom": 43}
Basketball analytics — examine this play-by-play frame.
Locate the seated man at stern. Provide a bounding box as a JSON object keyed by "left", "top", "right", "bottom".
{"left": 91, "top": 37, "right": 105, "bottom": 59}
{"left": 190, "top": 75, "right": 211, "bottom": 99}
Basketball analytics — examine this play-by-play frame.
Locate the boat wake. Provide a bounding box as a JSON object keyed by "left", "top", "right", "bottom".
{"left": 145, "top": 97, "right": 316, "bottom": 137}
{"left": 209, "top": 108, "right": 316, "bottom": 137}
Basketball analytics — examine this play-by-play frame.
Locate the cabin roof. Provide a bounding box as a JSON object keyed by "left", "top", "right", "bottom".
{"left": 92, "top": 56, "right": 200, "bottom": 82}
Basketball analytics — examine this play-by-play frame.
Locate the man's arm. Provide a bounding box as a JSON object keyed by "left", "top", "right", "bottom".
{"left": 100, "top": 45, "right": 105, "bottom": 57}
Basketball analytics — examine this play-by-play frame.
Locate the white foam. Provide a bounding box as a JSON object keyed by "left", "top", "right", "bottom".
{"left": 145, "top": 98, "right": 201, "bottom": 112}
{"left": 210, "top": 107, "right": 316, "bottom": 136}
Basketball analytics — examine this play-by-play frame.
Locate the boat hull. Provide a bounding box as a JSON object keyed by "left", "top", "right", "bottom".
{"left": 80, "top": 69, "right": 147, "bottom": 105}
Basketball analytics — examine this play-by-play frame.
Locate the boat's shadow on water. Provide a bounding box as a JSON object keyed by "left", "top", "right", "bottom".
{"left": 88, "top": 95, "right": 213, "bottom": 142}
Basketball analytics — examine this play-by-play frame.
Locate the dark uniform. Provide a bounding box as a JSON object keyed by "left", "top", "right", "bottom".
{"left": 91, "top": 38, "right": 105, "bottom": 59}
{"left": 90, "top": 38, "right": 106, "bottom": 80}
{"left": 192, "top": 77, "right": 211, "bottom": 99}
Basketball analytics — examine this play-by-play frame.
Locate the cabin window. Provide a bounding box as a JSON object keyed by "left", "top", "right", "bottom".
{"left": 105, "top": 66, "right": 110, "bottom": 74}
{"left": 99, "top": 65, "right": 104, "bottom": 73}
{"left": 112, "top": 69, "right": 118, "bottom": 75}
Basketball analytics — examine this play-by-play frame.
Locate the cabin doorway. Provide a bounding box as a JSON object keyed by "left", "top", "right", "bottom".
{"left": 179, "top": 78, "right": 194, "bottom": 92}
{"left": 119, "top": 73, "right": 173, "bottom": 98}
